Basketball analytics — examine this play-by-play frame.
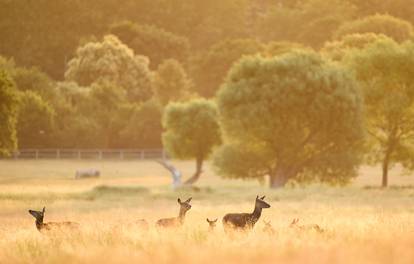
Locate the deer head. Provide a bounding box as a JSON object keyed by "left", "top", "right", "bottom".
{"left": 206, "top": 218, "right": 218, "bottom": 228}
{"left": 256, "top": 195, "right": 271, "bottom": 209}
{"left": 28, "top": 207, "right": 45, "bottom": 223}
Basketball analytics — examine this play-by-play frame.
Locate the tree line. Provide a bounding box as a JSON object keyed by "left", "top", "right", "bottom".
{"left": 1, "top": 0, "right": 414, "bottom": 188}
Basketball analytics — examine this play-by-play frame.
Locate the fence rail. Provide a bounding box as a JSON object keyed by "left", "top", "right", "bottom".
{"left": 7, "top": 149, "right": 168, "bottom": 160}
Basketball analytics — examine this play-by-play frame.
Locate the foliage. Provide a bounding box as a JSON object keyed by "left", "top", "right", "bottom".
{"left": 120, "top": 100, "right": 163, "bottom": 148}
{"left": 16, "top": 91, "right": 55, "bottom": 148}
{"left": 0, "top": 70, "right": 19, "bottom": 156}
{"left": 322, "top": 33, "right": 392, "bottom": 61}
{"left": 153, "top": 59, "right": 193, "bottom": 105}
{"left": 163, "top": 99, "right": 221, "bottom": 184}
{"left": 190, "top": 39, "right": 264, "bottom": 97}
{"left": 345, "top": 39, "right": 414, "bottom": 186}
{"left": 65, "top": 35, "right": 153, "bottom": 103}
{"left": 334, "top": 14, "right": 414, "bottom": 43}
{"left": 110, "top": 21, "right": 190, "bottom": 68}
{"left": 215, "top": 51, "right": 364, "bottom": 188}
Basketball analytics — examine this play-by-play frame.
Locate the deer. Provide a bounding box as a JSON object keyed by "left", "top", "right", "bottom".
{"left": 156, "top": 197, "right": 192, "bottom": 228}
{"left": 262, "top": 220, "right": 276, "bottom": 235}
{"left": 289, "top": 218, "right": 324, "bottom": 233}
{"left": 206, "top": 218, "right": 218, "bottom": 231}
{"left": 28, "top": 207, "right": 79, "bottom": 233}
{"left": 222, "top": 195, "right": 270, "bottom": 231}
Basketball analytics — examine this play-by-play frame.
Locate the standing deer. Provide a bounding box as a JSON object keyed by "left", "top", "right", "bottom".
{"left": 289, "top": 218, "right": 324, "bottom": 233}
{"left": 223, "top": 195, "right": 270, "bottom": 231}
{"left": 28, "top": 207, "right": 79, "bottom": 232}
{"left": 206, "top": 218, "right": 218, "bottom": 231}
{"left": 156, "top": 197, "right": 192, "bottom": 228}
{"left": 262, "top": 220, "right": 276, "bottom": 235}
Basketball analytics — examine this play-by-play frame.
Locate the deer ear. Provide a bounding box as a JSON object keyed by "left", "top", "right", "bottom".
{"left": 42, "top": 207, "right": 45, "bottom": 213}
{"left": 260, "top": 195, "right": 266, "bottom": 200}
{"left": 177, "top": 198, "right": 182, "bottom": 204}
{"left": 185, "top": 197, "right": 192, "bottom": 203}
{"left": 206, "top": 218, "right": 210, "bottom": 223}
{"left": 256, "top": 195, "right": 259, "bottom": 200}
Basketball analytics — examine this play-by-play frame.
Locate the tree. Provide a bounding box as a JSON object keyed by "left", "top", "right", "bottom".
{"left": 65, "top": 35, "right": 153, "bottom": 103}
{"left": 162, "top": 99, "right": 221, "bottom": 184}
{"left": 109, "top": 21, "right": 190, "bottom": 68}
{"left": 190, "top": 38, "right": 264, "bottom": 97}
{"left": 120, "top": 100, "right": 163, "bottom": 148}
{"left": 214, "top": 52, "right": 364, "bottom": 188}
{"left": 153, "top": 59, "right": 192, "bottom": 105}
{"left": 16, "top": 91, "right": 55, "bottom": 148}
{"left": 322, "top": 33, "right": 392, "bottom": 61}
{"left": 0, "top": 70, "right": 19, "bottom": 156}
{"left": 334, "top": 14, "right": 414, "bottom": 43}
{"left": 12, "top": 67, "right": 57, "bottom": 102}
{"left": 345, "top": 39, "right": 414, "bottom": 187}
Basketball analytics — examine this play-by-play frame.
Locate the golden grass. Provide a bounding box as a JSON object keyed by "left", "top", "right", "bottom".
{"left": 0, "top": 160, "right": 413, "bottom": 264}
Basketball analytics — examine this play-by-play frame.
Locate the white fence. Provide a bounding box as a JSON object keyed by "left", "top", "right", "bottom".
{"left": 8, "top": 149, "right": 168, "bottom": 160}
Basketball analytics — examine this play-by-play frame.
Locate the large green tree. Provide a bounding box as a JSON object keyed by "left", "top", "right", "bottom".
{"left": 163, "top": 99, "right": 221, "bottom": 184}
{"left": 65, "top": 35, "right": 153, "bottom": 103}
{"left": 0, "top": 70, "right": 19, "bottom": 156}
{"left": 346, "top": 39, "right": 414, "bottom": 187}
{"left": 214, "top": 52, "right": 364, "bottom": 188}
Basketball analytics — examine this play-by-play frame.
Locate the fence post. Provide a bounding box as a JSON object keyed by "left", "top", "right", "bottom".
{"left": 35, "top": 150, "right": 39, "bottom": 160}
{"left": 140, "top": 150, "right": 144, "bottom": 160}
{"left": 120, "top": 150, "right": 124, "bottom": 160}
{"left": 56, "top": 149, "right": 60, "bottom": 159}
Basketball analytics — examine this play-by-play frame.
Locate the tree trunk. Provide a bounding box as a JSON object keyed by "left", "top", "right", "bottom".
{"left": 269, "top": 167, "right": 290, "bottom": 188}
{"left": 184, "top": 156, "right": 203, "bottom": 185}
{"left": 382, "top": 151, "right": 390, "bottom": 188}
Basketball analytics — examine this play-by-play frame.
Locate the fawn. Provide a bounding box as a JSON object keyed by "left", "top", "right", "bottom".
{"left": 289, "top": 218, "right": 324, "bottom": 233}
{"left": 156, "top": 197, "right": 192, "bottom": 228}
{"left": 262, "top": 220, "right": 276, "bottom": 235}
{"left": 223, "top": 195, "right": 270, "bottom": 231}
{"left": 28, "top": 207, "right": 79, "bottom": 232}
{"left": 206, "top": 218, "right": 218, "bottom": 231}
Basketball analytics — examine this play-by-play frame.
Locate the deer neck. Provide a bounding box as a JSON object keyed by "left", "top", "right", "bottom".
{"left": 178, "top": 208, "right": 187, "bottom": 223}
{"left": 250, "top": 205, "right": 262, "bottom": 223}
{"left": 35, "top": 219, "right": 44, "bottom": 231}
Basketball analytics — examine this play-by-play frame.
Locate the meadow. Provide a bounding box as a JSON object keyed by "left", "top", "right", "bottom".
{"left": 0, "top": 160, "right": 413, "bottom": 264}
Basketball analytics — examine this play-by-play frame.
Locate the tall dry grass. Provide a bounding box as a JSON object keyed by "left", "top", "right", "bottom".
{"left": 0, "top": 160, "right": 413, "bottom": 263}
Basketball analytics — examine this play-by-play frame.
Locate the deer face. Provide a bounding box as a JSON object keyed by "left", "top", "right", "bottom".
{"left": 207, "top": 218, "right": 218, "bottom": 228}
{"left": 29, "top": 207, "right": 45, "bottom": 223}
{"left": 256, "top": 195, "right": 271, "bottom": 209}
{"left": 178, "top": 197, "right": 192, "bottom": 212}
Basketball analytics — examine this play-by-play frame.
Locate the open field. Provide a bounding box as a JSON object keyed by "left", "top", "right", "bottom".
{"left": 0, "top": 160, "right": 414, "bottom": 264}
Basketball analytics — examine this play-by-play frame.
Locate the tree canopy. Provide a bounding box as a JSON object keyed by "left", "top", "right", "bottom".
{"left": 345, "top": 39, "right": 414, "bottom": 187}
{"left": 0, "top": 70, "right": 19, "bottom": 156}
{"left": 163, "top": 99, "right": 221, "bottom": 184}
{"left": 334, "top": 14, "right": 414, "bottom": 43}
{"left": 65, "top": 35, "right": 153, "bottom": 103}
{"left": 214, "top": 51, "right": 364, "bottom": 188}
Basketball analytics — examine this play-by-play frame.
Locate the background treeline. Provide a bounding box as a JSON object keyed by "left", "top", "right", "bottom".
{"left": 1, "top": 0, "right": 414, "bottom": 187}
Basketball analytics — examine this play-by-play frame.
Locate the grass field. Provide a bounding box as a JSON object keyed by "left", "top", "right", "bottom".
{"left": 0, "top": 160, "right": 413, "bottom": 264}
